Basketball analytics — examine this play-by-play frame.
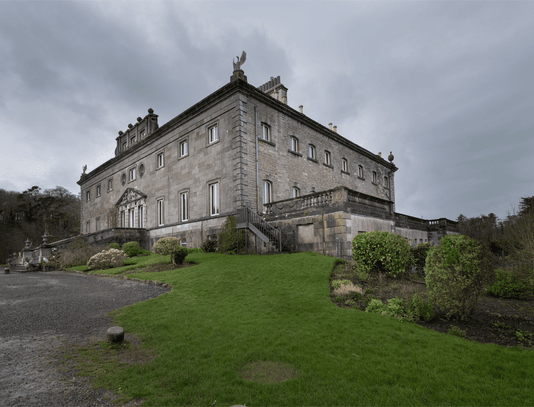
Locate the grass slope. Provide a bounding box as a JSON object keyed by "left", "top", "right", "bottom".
{"left": 83, "top": 252, "right": 533, "bottom": 406}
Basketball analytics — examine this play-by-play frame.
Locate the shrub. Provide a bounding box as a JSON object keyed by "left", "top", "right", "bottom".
{"left": 487, "top": 269, "right": 529, "bottom": 300}
{"left": 186, "top": 247, "right": 203, "bottom": 255}
{"left": 122, "top": 241, "right": 140, "bottom": 257}
{"left": 152, "top": 237, "right": 188, "bottom": 265}
{"left": 217, "top": 216, "right": 246, "bottom": 254}
{"left": 425, "top": 234, "right": 494, "bottom": 321}
{"left": 407, "top": 293, "right": 435, "bottom": 322}
{"left": 411, "top": 242, "right": 433, "bottom": 276}
{"left": 87, "top": 248, "right": 127, "bottom": 270}
{"left": 172, "top": 246, "right": 189, "bottom": 265}
{"left": 351, "top": 231, "right": 414, "bottom": 277}
{"left": 353, "top": 262, "right": 371, "bottom": 281}
{"left": 137, "top": 249, "right": 152, "bottom": 256}
{"left": 108, "top": 243, "right": 120, "bottom": 250}
{"left": 366, "top": 297, "right": 411, "bottom": 321}
{"left": 58, "top": 237, "right": 106, "bottom": 269}
{"left": 201, "top": 239, "right": 217, "bottom": 253}
{"left": 331, "top": 280, "right": 363, "bottom": 297}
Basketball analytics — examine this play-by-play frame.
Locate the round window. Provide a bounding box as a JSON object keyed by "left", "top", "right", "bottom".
{"left": 139, "top": 163, "right": 145, "bottom": 178}
{"left": 121, "top": 173, "right": 126, "bottom": 185}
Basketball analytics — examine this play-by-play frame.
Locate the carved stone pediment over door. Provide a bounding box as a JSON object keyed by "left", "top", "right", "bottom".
{"left": 116, "top": 188, "right": 148, "bottom": 228}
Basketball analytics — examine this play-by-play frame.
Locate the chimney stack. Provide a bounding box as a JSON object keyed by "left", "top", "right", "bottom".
{"left": 333, "top": 125, "right": 337, "bottom": 133}
{"left": 299, "top": 105, "right": 303, "bottom": 114}
{"left": 328, "top": 123, "right": 332, "bottom": 130}
{"left": 378, "top": 152, "right": 382, "bottom": 158}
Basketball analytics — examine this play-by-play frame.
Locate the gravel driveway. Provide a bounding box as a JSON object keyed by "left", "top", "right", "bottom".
{"left": 0, "top": 267, "right": 170, "bottom": 406}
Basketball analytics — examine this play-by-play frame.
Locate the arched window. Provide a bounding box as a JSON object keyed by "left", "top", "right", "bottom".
{"left": 341, "top": 158, "right": 348, "bottom": 172}
{"left": 358, "top": 165, "right": 364, "bottom": 178}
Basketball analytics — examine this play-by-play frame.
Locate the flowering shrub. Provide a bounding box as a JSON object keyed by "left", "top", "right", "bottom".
{"left": 87, "top": 248, "right": 127, "bottom": 270}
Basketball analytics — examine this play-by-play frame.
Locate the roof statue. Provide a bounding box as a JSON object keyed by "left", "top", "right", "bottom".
{"left": 233, "top": 51, "right": 246, "bottom": 71}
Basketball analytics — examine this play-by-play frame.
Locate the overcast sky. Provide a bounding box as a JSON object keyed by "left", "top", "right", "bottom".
{"left": 1, "top": 1, "right": 533, "bottom": 223}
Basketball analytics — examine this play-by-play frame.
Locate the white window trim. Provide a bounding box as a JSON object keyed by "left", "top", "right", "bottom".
{"left": 138, "top": 205, "right": 144, "bottom": 228}
{"left": 129, "top": 167, "right": 136, "bottom": 181}
{"left": 157, "top": 152, "right": 165, "bottom": 169}
{"left": 180, "top": 140, "right": 188, "bottom": 157}
{"left": 180, "top": 191, "right": 189, "bottom": 221}
{"left": 208, "top": 125, "right": 218, "bottom": 144}
{"left": 291, "top": 186, "right": 300, "bottom": 198}
{"left": 96, "top": 185, "right": 101, "bottom": 197}
{"left": 157, "top": 198, "right": 164, "bottom": 226}
{"left": 209, "top": 182, "right": 220, "bottom": 216}
{"left": 129, "top": 208, "right": 135, "bottom": 228}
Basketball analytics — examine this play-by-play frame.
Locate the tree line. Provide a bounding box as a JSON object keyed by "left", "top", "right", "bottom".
{"left": 456, "top": 196, "right": 534, "bottom": 262}
{"left": 0, "top": 186, "right": 80, "bottom": 263}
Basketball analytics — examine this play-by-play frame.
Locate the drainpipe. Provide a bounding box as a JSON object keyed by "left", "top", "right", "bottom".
{"left": 255, "top": 106, "right": 259, "bottom": 212}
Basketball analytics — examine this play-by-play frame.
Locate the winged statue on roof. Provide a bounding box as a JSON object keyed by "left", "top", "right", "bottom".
{"left": 233, "top": 51, "right": 246, "bottom": 71}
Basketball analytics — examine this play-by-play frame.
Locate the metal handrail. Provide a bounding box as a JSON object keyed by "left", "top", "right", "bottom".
{"left": 237, "top": 206, "right": 281, "bottom": 250}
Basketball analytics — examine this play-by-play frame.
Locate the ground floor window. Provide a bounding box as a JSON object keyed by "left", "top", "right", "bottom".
{"left": 209, "top": 183, "right": 219, "bottom": 216}
{"left": 138, "top": 205, "right": 144, "bottom": 228}
{"left": 157, "top": 199, "right": 164, "bottom": 226}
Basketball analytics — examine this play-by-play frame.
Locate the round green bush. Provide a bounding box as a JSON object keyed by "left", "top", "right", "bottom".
{"left": 108, "top": 243, "right": 120, "bottom": 250}
{"left": 201, "top": 239, "right": 217, "bottom": 253}
{"left": 425, "top": 234, "right": 494, "bottom": 320}
{"left": 122, "top": 241, "right": 139, "bottom": 257}
{"left": 153, "top": 237, "right": 187, "bottom": 265}
{"left": 487, "top": 269, "right": 529, "bottom": 300}
{"left": 351, "top": 231, "right": 414, "bottom": 277}
{"left": 172, "top": 246, "right": 189, "bottom": 265}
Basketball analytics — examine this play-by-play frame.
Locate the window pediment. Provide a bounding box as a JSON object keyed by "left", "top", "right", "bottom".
{"left": 116, "top": 188, "right": 147, "bottom": 207}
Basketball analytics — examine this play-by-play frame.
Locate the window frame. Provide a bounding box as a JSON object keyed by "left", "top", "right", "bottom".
{"left": 308, "top": 144, "right": 316, "bottom": 160}
{"left": 209, "top": 182, "right": 220, "bottom": 216}
{"left": 108, "top": 179, "right": 113, "bottom": 192}
{"left": 261, "top": 123, "right": 271, "bottom": 142}
{"left": 263, "top": 180, "right": 273, "bottom": 212}
{"left": 129, "top": 208, "right": 135, "bottom": 228}
{"left": 129, "top": 167, "right": 136, "bottom": 182}
{"left": 208, "top": 124, "right": 218, "bottom": 144}
{"left": 86, "top": 190, "right": 90, "bottom": 202}
{"left": 120, "top": 210, "right": 125, "bottom": 227}
{"left": 358, "top": 165, "right": 364, "bottom": 179}
{"left": 372, "top": 171, "right": 377, "bottom": 184}
{"left": 86, "top": 220, "right": 90, "bottom": 233}
{"left": 138, "top": 205, "right": 144, "bottom": 228}
{"left": 96, "top": 184, "right": 101, "bottom": 197}
{"left": 156, "top": 151, "right": 165, "bottom": 169}
{"left": 290, "top": 136, "right": 299, "bottom": 153}
{"left": 180, "top": 191, "right": 189, "bottom": 222}
{"left": 95, "top": 217, "right": 100, "bottom": 232}
{"left": 341, "top": 158, "right": 348, "bottom": 173}
{"left": 384, "top": 176, "right": 389, "bottom": 188}
{"left": 291, "top": 186, "right": 300, "bottom": 198}
{"left": 179, "top": 139, "right": 188, "bottom": 158}
{"left": 156, "top": 198, "right": 164, "bottom": 226}
{"left": 324, "top": 150, "right": 332, "bottom": 166}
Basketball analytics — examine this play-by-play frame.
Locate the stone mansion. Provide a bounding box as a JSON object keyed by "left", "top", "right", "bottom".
{"left": 77, "top": 58, "right": 458, "bottom": 259}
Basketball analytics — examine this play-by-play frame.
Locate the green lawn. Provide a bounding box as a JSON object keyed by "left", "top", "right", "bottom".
{"left": 74, "top": 252, "right": 533, "bottom": 406}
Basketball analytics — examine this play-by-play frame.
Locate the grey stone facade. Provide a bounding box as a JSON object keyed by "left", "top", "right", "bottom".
{"left": 77, "top": 67, "right": 457, "bottom": 256}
